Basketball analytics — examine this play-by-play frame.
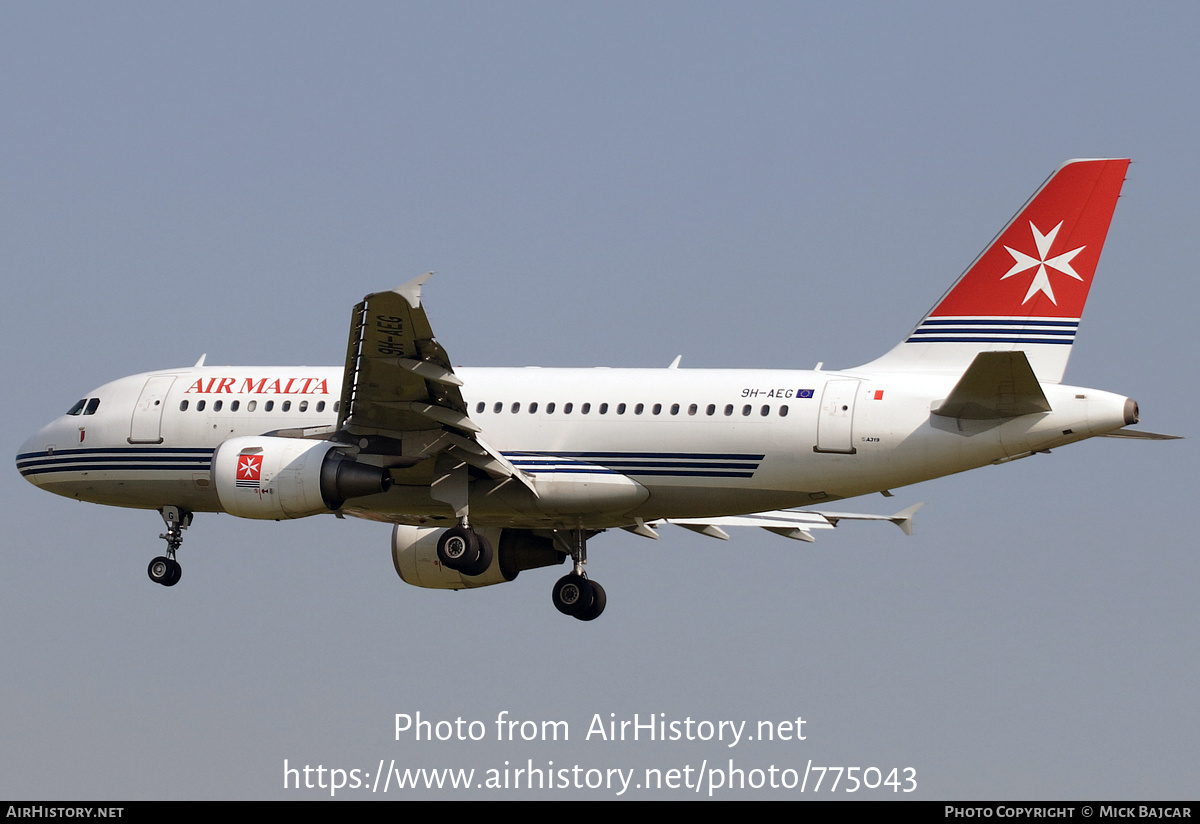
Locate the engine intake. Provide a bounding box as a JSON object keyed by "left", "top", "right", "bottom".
{"left": 213, "top": 436, "right": 391, "bottom": 519}
{"left": 392, "top": 526, "right": 564, "bottom": 589}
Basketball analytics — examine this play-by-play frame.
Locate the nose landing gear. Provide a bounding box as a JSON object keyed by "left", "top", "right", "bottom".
{"left": 148, "top": 506, "right": 191, "bottom": 587}
{"left": 148, "top": 555, "right": 181, "bottom": 586}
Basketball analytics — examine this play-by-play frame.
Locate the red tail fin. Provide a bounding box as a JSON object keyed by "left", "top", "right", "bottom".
{"left": 861, "top": 159, "right": 1129, "bottom": 382}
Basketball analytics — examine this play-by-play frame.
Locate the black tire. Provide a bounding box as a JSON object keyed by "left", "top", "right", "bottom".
{"left": 148, "top": 556, "right": 172, "bottom": 585}
{"left": 163, "top": 559, "right": 182, "bottom": 587}
{"left": 575, "top": 579, "right": 606, "bottom": 621}
{"left": 460, "top": 532, "right": 493, "bottom": 577}
{"left": 437, "top": 526, "right": 479, "bottom": 570}
{"left": 552, "top": 573, "right": 594, "bottom": 616}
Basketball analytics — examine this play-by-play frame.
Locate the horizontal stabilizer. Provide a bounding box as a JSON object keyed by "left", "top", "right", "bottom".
{"left": 1099, "top": 428, "right": 1183, "bottom": 440}
{"left": 933, "top": 351, "right": 1050, "bottom": 420}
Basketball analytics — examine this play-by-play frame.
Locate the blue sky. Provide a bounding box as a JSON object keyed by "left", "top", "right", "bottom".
{"left": 2, "top": 2, "right": 1196, "bottom": 798}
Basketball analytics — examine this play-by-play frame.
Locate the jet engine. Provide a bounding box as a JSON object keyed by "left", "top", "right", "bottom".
{"left": 392, "top": 525, "right": 564, "bottom": 589}
{"left": 212, "top": 435, "right": 391, "bottom": 519}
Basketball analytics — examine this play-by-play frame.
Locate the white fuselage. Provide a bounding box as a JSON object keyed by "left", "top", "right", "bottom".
{"left": 18, "top": 364, "right": 1132, "bottom": 529}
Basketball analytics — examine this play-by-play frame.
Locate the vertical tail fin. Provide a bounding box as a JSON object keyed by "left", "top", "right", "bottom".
{"left": 859, "top": 159, "right": 1130, "bottom": 383}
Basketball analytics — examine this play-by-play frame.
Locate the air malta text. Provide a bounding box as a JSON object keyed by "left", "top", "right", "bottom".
{"left": 184, "top": 377, "right": 331, "bottom": 395}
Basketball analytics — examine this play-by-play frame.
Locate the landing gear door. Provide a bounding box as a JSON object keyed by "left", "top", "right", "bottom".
{"left": 129, "top": 376, "right": 176, "bottom": 444}
{"left": 814, "top": 379, "right": 860, "bottom": 454}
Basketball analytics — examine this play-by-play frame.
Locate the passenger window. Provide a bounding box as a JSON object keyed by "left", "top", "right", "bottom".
{"left": 706, "top": 404, "right": 715, "bottom": 416}
{"left": 761, "top": 405, "right": 770, "bottom": 416}
{"left": 599, "top": 403, "right": 608, "bottom": 414}
{"left": 476, "top": 402, "right": 485, "bottom": 413}
{"left": 688, "top": 404, "right": 697, "bottom": 416}
{"left": 511, "top": 402, "right": 520, "bottom": 413}
{"left": 214, "top": 400, "right": 223, "bottom": 412}
{"left": 299, "top": 401, "right": 308, "bottom": 412}
{"left": 670, "top": 404, "right": 680, "bottom": 415}
{"left": 248, "top": 400, "right": 257, "bottom": 412}
{"left": 724, "top": 405, "right": 733, "bottom": 416}
{"left": 635, "top": 403, "right": 644, "bottom": 415}
{"left": 231, "top": 400, "right": 240, "bottom": 412}
{"left": 742, "top": 405, "right": 751, "bottom": 416}
{"left": 316, "top": 401, "right": 325, "bottom": 412}
{"left": 179, "top": 400, "right": 189, "bottom": 411}
{"left": 779, "top": 405, "right": 788, "bottom": 417}
{"left": 529, "top": 402, "right": 538, "bottom": 413}
{"left": 581, "top": 403, "right": 591, "bottom": 414}
{"left": 564, "top": 403, "right": 573, "bottom": 414}
{"left": 197, "top": 400, "right": 206, "bottom": 411}
{"left": 282, "top": 401, "right": 291, "bottom": 412}
{"left": 265, "top": 401, "right": 274, "bottom": 412}
{"left": 617, "top": 403, "right": 626, "bottom": 415}
{"left": 652, "top": 404, "right": 661, "bottom": 415}
{"left": 493, "top": 402, "right": 502, "bottom": 413}
{"left": 547, "top": 403, "right": 556, "bottom": 414}
{"left": 333, "top": 401, "right": 340, "bottom": 412}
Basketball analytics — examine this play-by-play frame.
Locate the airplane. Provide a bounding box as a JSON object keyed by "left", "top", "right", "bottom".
{"left": 16, "top": 158, "right": 1177, "bottom": 621}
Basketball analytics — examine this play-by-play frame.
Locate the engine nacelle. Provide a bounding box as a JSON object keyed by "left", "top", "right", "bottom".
{"left": 213, "top": 435, "right": 391, "bottom": 519}
{"left": 392, "top": 526, "right": 564, "bottom": 590}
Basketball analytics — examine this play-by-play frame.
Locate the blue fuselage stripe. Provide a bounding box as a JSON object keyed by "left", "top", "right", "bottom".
{"left": 504, "top": 450, "right": 762, "bottom": 478}
{"left": 16, "top": 449, "right": 213, "bottom": 477}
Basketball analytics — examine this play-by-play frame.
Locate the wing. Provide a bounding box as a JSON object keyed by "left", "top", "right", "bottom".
{"left": 636, "top": 503, "right": 924, "bottom": 543}
{"left": 338, "top": 274, "right": 534, "bottom": 507}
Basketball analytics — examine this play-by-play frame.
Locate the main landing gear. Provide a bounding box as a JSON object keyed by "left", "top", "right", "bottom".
{"left": 551, "top": 529, "right": 605, "bottom": 622}
{"left": 552, "top": 573, "right": 606, "bottom": 622}
{"left": 435, "top": 521, "right": 608, "bottom": 621}
{"left": 435, "top": 524, "right": 494, "bottom": 577}
{"left": 148, "top": 505, "right": 191, "bottom": 587}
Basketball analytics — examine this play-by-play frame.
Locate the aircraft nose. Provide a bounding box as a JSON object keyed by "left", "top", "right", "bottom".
{"left": 17, "top": 422, "right": 62, "bottom": 489}
{"left": 17, "top": 430, "right": 45, "bottom": 487}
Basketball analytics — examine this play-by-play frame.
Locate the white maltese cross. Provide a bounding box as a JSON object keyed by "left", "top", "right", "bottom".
{"left": 1001, "top": 221, "right": 1085, "bottom": 305}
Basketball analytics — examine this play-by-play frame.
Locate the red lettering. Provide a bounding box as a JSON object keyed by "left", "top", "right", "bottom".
{"left": 188, "top": 375, "right": 328, "bottom": 394}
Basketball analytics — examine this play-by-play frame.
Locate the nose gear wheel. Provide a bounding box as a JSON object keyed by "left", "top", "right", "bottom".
{"left": 148, "top": 506, "right": 191, "bottom": 587}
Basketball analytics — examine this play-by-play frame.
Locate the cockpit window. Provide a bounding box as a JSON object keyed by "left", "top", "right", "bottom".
{"left": 67, "top": 398, "right": 101, "bottom": 415}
